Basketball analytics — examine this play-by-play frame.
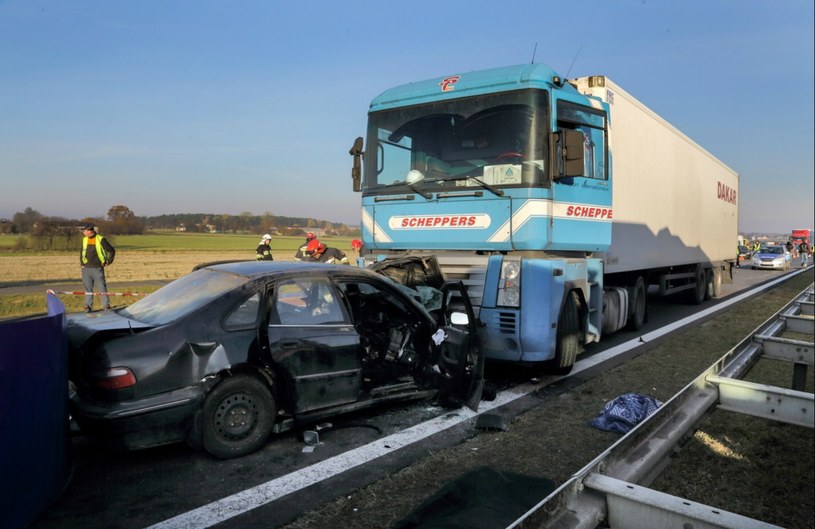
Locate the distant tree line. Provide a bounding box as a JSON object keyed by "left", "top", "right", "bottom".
{"left": 144, "top": 211, "right": 358, "bottom": 237}
{"left": 0, "top": 205, "right": 360, "bottom": 251}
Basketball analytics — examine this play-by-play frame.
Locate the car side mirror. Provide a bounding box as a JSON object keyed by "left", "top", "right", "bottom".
{"left": 450, "top": 312, "right": 469, "bottom": 326}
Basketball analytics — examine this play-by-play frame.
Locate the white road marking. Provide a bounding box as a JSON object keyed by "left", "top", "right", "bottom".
{"left": 145, "top": 268, "right": 806, "bottom": 529}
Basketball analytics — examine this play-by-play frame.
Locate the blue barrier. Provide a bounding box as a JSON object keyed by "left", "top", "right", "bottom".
{"left": 0, "top": 293, "right": 71, "bottom": 529}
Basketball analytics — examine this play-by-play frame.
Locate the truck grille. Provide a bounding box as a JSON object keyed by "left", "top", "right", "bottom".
{"left": 496, "top": 311, "right": 517, "bottom": 334}
{"left": 437, "top": 255, "right": 488, "bottom": 315}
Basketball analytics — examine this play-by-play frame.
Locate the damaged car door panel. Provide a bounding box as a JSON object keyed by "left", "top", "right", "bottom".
{"left": 67, "top": 260, "right": 483, "bottom": 459}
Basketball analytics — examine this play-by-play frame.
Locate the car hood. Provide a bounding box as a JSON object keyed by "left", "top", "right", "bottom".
{"left": 66, "top": 311, "right": 154, "bottom": 345}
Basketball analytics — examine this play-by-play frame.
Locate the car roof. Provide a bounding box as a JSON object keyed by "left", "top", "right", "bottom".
{"left": 203, "top": 260, "right": 380, "bottom": 280}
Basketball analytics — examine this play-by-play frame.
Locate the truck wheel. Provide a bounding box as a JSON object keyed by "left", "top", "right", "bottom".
{"left": 202, "top": 375, "right": 275, "bottom": 459}
{"left": 686, "top": 265, "right": 705, "bottom": 305}
{"left": 703, "top": 269, "right": 714, "bottom": 301}
{"left": 546, "top": 292, "right": 580, "bottom": 375}
{"left": 709, "top": 267, "right": 723, "bottom": 298}
{"left": 626, "top": 276, "right": 647, "bottom": 331}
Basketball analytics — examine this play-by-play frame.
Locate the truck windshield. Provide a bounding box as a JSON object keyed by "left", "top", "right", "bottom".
{"left": 364, "top": 89, "right": 549, "bottom": 194}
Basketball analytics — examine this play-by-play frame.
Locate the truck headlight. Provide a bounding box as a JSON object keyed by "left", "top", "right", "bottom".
{"left": 497, "top": 259, "right": 521, "bottom": 307}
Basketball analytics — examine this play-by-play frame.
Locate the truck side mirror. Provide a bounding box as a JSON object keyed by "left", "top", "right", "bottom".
{"left": 349, "top": 137, "right": 364, "bottom": 192}
{"left": 551, "top": 129, "right": 585, "bottom": 179}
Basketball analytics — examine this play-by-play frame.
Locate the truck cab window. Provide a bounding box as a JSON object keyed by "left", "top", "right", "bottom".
{"left": 365, "top": 90, "right": 550, "bottom": 193}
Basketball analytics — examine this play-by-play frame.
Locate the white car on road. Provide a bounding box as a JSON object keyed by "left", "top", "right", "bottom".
{"left": 751, "top": 246, "right": 791, "bottom": 270}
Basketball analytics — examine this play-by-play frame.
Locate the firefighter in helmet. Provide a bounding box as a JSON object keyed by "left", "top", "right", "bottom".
{"left": 294, "top": 231, "right": 317, "bottom": 261}
{"left": 305, "top": 239, "right": 349, "bottom": 265}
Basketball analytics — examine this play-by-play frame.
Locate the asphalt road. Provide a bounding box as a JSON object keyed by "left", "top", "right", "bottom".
{"left": 26, "top": 261, "right": 812, "bottom": 529}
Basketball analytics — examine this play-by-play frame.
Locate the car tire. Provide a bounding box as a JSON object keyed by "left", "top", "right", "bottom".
{"left": 546, "top": 292, "right": 580, "bottom": 376}
{"left": 202, "top": 375, "right": 275, "bottom": 459}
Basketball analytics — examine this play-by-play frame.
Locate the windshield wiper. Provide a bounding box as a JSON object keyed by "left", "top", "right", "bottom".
{"left": 468, "top": 176, "right": 504, "bottom": 197}
{"left": 426, "top": 174, "right": 504, "bottom": 197}
{"left": 407, "top": 183, "right": 433, "bottom": 200}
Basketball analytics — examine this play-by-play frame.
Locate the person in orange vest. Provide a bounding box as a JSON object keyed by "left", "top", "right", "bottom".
{"left": 80, "top": 223, "right": 116, "bottom": 312}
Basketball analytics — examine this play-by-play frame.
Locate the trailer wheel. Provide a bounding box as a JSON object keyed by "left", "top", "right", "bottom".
{"left": 687, "top": 265, "right": 706, "bottom": 305}
{"left": 546, "top": 292, "right": 580, "bottom": 375}
{"left": 703, "top": 269, "right": 714, "bottom": 301}
{"left": 708, "top": 267, "right": 723, "bottom": 298}
{"left": 626, "top": 276, "right": 647, "bottom": 331}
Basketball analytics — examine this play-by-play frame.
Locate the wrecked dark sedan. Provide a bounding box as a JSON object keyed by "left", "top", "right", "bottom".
{"left": 67, "top": 261, "right": 483, "bottom": 459}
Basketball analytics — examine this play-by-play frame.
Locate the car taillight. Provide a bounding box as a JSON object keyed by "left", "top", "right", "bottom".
{"left": 90, "top": 367, "right": 137, "bottom": 390}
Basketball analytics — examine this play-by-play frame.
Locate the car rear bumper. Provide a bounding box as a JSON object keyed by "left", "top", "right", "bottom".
{"left": 70, "top": 385, "right": 204, "bottom": 450}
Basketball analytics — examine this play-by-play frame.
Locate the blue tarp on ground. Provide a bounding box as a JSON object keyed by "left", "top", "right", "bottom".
{"left": 589, "top": 393, "right": 662, "bottom": 434}
{"left": 0, "top": 293, "right": 71, "bottom": 529}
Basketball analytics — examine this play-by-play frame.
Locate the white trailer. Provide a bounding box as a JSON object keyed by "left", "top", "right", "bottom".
{"left": 571, "top": 76, "right": 738, "bottom": 303}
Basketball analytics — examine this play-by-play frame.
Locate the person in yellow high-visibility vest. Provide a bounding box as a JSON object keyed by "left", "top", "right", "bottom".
{"left": 80, "top": 223, "right": 116, "bottom": 312}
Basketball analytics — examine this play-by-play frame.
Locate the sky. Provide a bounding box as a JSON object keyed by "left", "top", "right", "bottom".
{"left": 1, "top": 0, "right": 812, "bottom": 234}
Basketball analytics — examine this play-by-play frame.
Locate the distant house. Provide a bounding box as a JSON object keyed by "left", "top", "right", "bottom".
{"left": 176, "top": 224, "right": 187, "bottom": 232}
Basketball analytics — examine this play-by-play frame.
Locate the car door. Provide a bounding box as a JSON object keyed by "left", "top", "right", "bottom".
{"left": 436, "top": 280, "right": 484, "bottom": 411}
{"left": 268, "top": 276, "right": 362, "bottom": 413}
{"left": 335, "top": 275, "right": 484, "bottom": 411}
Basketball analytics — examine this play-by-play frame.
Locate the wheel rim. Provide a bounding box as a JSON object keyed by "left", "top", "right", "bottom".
{"left": 213, "top": 393, "right": 259, "bottom": 441}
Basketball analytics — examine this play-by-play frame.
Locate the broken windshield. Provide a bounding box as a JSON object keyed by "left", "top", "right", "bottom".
{"left": 364, "top": 89, "right": 550, "bottom": 194}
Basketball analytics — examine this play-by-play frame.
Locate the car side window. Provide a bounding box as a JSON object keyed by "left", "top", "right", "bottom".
{"left": 223, "top": 292, "right": 261, "bottom": 328}
{"left": 336, "top": 280, "right": 414, "bottom": 325}
{"left": 272, "top": 278, "right": 347, "bottom": 325}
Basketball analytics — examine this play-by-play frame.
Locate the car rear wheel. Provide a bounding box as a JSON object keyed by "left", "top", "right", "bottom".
{"left": 202, "top": 375, "right": 275, "bottom": 459}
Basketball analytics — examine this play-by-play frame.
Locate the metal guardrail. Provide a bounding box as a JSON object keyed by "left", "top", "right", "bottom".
{"left": 509, "top": 284, "right": 815, "bottom": 529}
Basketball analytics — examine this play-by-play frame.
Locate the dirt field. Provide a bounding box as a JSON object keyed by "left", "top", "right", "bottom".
{"left": 280, "top": 272, "right": 814, "bottom": 529}
{"left": 0, "top": 251, "right": 281, "bottom": 287}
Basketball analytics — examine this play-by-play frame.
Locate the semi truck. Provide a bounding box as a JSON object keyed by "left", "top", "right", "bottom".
{"left": 348, "top": 63, "right": 738, "bottom": 373}
{"left": 790, "top": 229, "right": 813, "bottom": 247}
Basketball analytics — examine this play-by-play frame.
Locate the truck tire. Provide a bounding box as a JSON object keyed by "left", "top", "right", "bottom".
{"left": 686, "top": 265, "right": 705, "bottom": 305}
{"left": 708, "top": 267, "right": 723, "bottom": 298}
{"left": 703, "top": 269, "right": 714, "bottom": 301}
{"left": 546, "top": 292, "right": 580, "bottom": 375}
{"left": 626, "top": 276, "right": 647, "bottom": 331}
